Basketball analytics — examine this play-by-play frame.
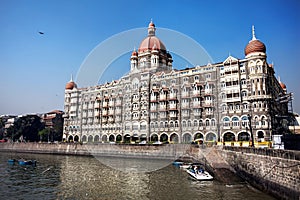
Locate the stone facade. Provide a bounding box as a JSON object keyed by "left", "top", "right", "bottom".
{"left": 63, "top": 22, "right": 289, "bottom": 144}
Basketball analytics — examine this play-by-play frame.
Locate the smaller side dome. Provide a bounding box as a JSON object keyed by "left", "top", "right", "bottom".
{"left": 280, "top": 82, "right": 286, "bottom": 89}
{"left": 65, "top": 74, "right": 77, "bottom": 90}
{"left": 131, "top": 50, "right": 138, "bottom": 56}
{"left": 65, "top": 81, "right": 77, "bottom": 90}
{"left": 245, "top": 39, "right": 266, "bottom": 56}
{"left": 244, "top": 26, "right": 266, "bottom": 56}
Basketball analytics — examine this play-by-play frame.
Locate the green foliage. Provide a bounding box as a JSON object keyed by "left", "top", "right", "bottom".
{"left": 6, "top": 115, "right": 44, "bottom": 142}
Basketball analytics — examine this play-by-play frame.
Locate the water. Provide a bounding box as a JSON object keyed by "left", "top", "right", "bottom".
{"left": 0, "top": 153, "right": 275, "bottom": 200}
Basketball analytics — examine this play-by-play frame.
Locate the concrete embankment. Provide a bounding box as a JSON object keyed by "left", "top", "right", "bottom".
{"left": 0, "top": 143, "right": 191, "bottom": 160}
{"left": 219, "top": 146, "right": 300, "bottom": 200}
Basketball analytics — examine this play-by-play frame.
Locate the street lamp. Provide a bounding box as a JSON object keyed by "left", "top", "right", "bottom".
{"left": 248, "top": 114, "right": 255, "bottom": 147}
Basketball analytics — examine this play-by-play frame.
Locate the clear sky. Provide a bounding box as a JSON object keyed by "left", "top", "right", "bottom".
{"left": 1, "top": 0, "right": 299, "bottom": 115}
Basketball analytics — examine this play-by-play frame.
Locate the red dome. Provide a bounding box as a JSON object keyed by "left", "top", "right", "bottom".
{"left": 65, "top": 81, "right": 77, "bottom": 90}
{"left": 280, "top": 82, "right": 286, "bottom": 89}
{"left": 138, "top": 36, "right": 166, "bottom": 53}
{"left": 131, "top": 50, "right": 138, "bottom": 56}
{"left": 245, "top": 39, "right": 266, "bottom": 56}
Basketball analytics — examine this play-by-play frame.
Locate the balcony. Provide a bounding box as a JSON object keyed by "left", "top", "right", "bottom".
{"left": 192, "top": 91, "right": 201, "bottom": 97}
{"left": 88, "top": 104, "right": 94, "bottom": 109}
{"left": 108, "top": 110, "right": 114, "bottom": 115}
{"left": 102, "top": 102, "right": 108, "bottom": 108}
{"left": 150, "top": 96, "right": 157, "bottom": 102}
{"left": 115, "top": 101, "right": 122, "bottom": 106}
{"left": 182, "top": 92, "right": 189, "bottom": 98}
{"left": 108, "top": 101, "right": 114, "bottom": 107}
{"left": 159, "top": 106, "right": 167, "bottom": 111}
{"left": 150, "top": 107, "right": 157, "bottom": 112}
{"left": 159, "top": 95, "right": 167, "bottom": 101}
{"left": 169, "top": 112, "right": 178, "bottom": 118}
{"left": 193, "top": 102, "right": 201, "bottom": 108}
{"left": 102, "top": 110, "right": 108, "bottom": 116}
{"left": 169, "top": 104, "right": 177, "bottom": 110}
{"left": 169, "top": 94, "right": 177, "bottom": 100}
{"left": 94, "top": 111, "right": 100, "bottom": 116}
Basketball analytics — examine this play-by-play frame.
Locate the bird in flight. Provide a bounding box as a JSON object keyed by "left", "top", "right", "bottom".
{"left": 38, "top": 31, "right": 44, "bottom": 35}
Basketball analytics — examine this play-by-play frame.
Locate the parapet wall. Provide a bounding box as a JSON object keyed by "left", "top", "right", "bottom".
{"left": 219, "top": 146, "right": 300, "bottom": 200}
{"left": 0, "top": 143, "right": 190, "bottom": 159}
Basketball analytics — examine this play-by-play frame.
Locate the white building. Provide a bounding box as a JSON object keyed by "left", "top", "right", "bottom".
{"left": 63, "top": 22, "right": 289, "bottom": 144}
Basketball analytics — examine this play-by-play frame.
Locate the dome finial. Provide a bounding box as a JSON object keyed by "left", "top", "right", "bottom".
{"left": 148, "top": 20, "right": 156, "bottom": 36}
{"left": 252, "top": 25, "right": 257, "bottom": 40}
{"left": 70, "top": 74, "right": 73, "bottom": 82}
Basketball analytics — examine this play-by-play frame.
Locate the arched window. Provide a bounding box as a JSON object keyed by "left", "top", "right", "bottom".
{"left": 182, "top": 121, "right": 187, "bottom": 127}
{"left": 232, "top": 117, "right": 239, "bottom": 127}
{"left": 241, "top": 116, "right": 249, "bottom": 127}
{"left": 170, "top": 121, "right": 174, "bottom": 128}
{"left": 205, "top": 119, "right": 210, "bottom": 126}
{"left": 193, "top": 120, "right": 198, "bottom": 127}
{"left": 223, "top": 117, "right": 230, "bottom": 127}
{"left": 211, "top": 119, "right": 216, "bottom": 127}
{"left": 199, "top": 120, "right": 203, "bottom": 127}
{"left": 175, "top": 121, "right": 179, "bottom": 127}
{"left": 160, "top": 121, "right": 164, "bottom": 128}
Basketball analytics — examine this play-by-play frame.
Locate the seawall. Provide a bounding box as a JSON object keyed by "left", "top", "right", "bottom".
{"left": 218, "top": 146, "right": 300, "bottom": 200}
{"left": 0, "top": 143, "right": 190, "bottom": 160}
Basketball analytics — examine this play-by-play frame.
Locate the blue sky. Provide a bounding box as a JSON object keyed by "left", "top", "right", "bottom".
{"left": 0, "top": 0, "right": 299, "bottom": 115}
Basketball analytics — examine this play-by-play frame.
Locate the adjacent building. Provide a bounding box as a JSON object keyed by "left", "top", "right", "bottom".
{"left": 63, "top": 22, "right": 290, "bottom": 144}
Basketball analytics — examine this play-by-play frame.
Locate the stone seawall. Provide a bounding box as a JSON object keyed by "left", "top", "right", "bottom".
{"left": 219, "top": 146, "right": 300, "bottom": 200}
{"left": 0, "top": 143, "right": 191, "bottom": 160}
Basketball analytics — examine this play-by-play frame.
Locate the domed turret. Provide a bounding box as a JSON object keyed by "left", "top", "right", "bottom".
{"left": 245, "top": 26, "right": 266, "bottom": 56}
{"left": 138, "top": 20, "right": 166, "bottom": 53}
{"left": 65, "top": 74, "right": 77, "bottom": 90}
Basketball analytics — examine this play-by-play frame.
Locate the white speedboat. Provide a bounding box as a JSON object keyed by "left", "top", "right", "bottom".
{"left": 179, "top": 163, "right": 192, "bottom": 170}
{"left": 186, "top": 168, "right": 213, "bottom": 181}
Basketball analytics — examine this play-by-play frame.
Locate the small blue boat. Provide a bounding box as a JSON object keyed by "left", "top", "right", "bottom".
{"left": 8, "top": 159, "right": 16, "bottom": 163}
{"left": 18, "top": 159, "right": 37, "bottom": 166}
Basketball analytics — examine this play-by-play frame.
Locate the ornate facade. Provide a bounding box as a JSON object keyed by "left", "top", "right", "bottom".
{"left": 63, "top": 22, "right": 289, "bottom": 144}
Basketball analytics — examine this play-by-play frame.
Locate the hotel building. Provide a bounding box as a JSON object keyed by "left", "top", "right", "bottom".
{"left": 63, "top": 21, "right": 289, "bottom": 144}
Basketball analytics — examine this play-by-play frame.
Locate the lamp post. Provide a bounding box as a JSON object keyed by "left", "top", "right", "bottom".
{"left": 248, "top": 114, "right": 255, "bottom": 147}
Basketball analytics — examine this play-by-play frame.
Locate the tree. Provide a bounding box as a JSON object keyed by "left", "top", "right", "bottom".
{"left": 6, "top": 115, "right": 44, "bottom": 142}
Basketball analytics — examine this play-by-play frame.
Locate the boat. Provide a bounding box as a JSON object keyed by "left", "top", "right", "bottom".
{"left": 8, "top": 159, "right": 16, "bottom": 164}
{"left": 172, "top": 161, "right": 184, "bottom": 168}
{"left": 186, "top": 166, "right": 213, "bottom": 181}
{"left": 18, "top": 159, "right": 37, "bottom": 166}
{"left": 179, "top": 163, "right": 192, "bottom": 170}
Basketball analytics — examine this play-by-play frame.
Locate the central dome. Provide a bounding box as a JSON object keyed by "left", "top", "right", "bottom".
{"left": 138, "top": 36, "right": 166, "bottom": 53}
{"left": 138, "top": 21, "right": 166, "bottom": 53}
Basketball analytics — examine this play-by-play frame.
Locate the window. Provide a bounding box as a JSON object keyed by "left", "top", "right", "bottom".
{"left": 160, "top": 121, "right": 164, "bottom": 128}
{"left": 193, "top": 120, "right": 198, "bottom": 127}
{"left": 222, "top": 104, "right": 227, "bottom": 111}
{"left": 242, "top": 91, "right": 247, "bottom": 97}
{"left": 241, "top": 79, "right": 246, "bottom": 85}
{"left": 232, "top": 117, "right": 239, "bottom": 127}
{"left": 211, "top": 119, "right": 216, "bottom": 126}
{"left": 223, "top": 117, "right": 230, "bottom": 127}
{"left": 205, "top": 119, "right": 210, "bottom": 126}
{"left": 205, "top": 74, "right": 211, "bottom": 79}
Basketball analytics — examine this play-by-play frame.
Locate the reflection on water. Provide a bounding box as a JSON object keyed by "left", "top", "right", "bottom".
{"left": 0, "top": 153, "right": 275, "bottom": 200}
